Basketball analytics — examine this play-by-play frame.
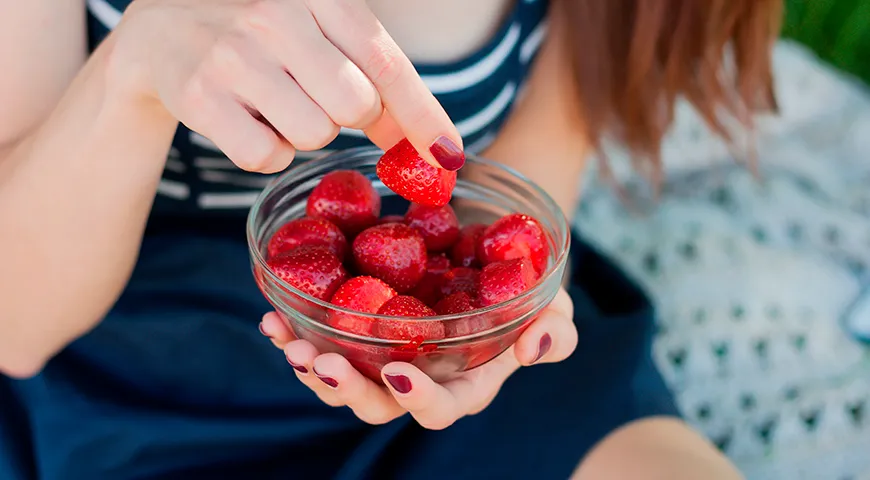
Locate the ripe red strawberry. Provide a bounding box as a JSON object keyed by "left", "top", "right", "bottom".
{"left": 477, "top": 214, "right": 549, "bottom": 277}
{"left": 306, "top": 170, "right": 381, "bottom": 236}
{"left": 450, "top": 223, "right": 487, "bottom": 268}
{"left": 434, "top": 292, "right": 476, "bottom": 315}
{"left": 267, "top": 217, "right": 348, "bottom": 260}
{"left": 267, "top": 246, "right": 347, "bottom": 301}
{"left": 328, "top": 276, "right": 396, "bottom": 336}
{"left": 440, "top": 267, "right": 481, "bottom": 298}
{"left": 407, "top": 254, "right": 451, "bottom": 307}
{"left": 377, "top": 215, "right": 406, "bottom": 225}
{"left": 352, "top": 223, "right": 427, "bottom": 292}
{"left": 374, "top": 296, "right": 446, "bottom": 341}
{"left": 376, "top": 138, "right": 456, "bottom": 207}
{"left": 404, "top": 203, "right": 461, "bottom": 252}
{"left": 478, "top": 258, "right": 537, "bottom": 307}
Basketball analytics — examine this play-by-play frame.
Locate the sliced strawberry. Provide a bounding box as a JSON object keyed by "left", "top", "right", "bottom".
{"left": 376, "top": 138, "right": 456, "bottom": 207}
{"left": 449, "top": 223, "right": 487, "bottom": 268}
{"left": 478, "top": 258, "right": 537, "bottom": 307}
{"left": 439, "top": 267, "right": 481, "bottom": 298}
{"left": 267, "top": 246, "right": 347, "bottom": 301}
{"left": 377, "top": 215, "right": 407, "bottom": 225}
{"left": 404, "top": 203, "right": 461, "bottom": 252}
{"left": 375, "top": 296, "right": 446, "bottom": 341}
{"left": 328, "top": 276, "right": 396, "bottom": 336}
{"left": 434, "top": 292, "right": 476, "bottom": 315}
{"left": 477, "top": 214, "right": 549, "bottom": 277}
{"left": 352, "top": 223, "right": 427, "bottom": 292}
{"left": 267, "top": 217, "right": 348, "bottom": 260}
{"left": 306, "top": 170, "right": 381, "bottom": 236}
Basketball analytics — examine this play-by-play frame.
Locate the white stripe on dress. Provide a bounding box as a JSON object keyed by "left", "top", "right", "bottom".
{"left": 420, "top": 23, "right": 522, "bottom": 94}
{"left": 198, "top": 191, "right": 261, "bottom": 209}
{"left": 156, "top": 179, "right": 190, "bottom": 199}
{"left": 198, "top": 170, "right": 275, "bottom": 188}
{"left": 455, "top": 82, "right": 516, "bottom": 137}
{"left": 519, "top": 21, "right": 548, "bottom": 64}
{"left": 87, "top": 0, "right": 123, "bottom": 29}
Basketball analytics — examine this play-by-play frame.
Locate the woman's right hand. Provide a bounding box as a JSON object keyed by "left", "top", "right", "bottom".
{"left": 112, "top": 0, "right": 463, "bottom": 173}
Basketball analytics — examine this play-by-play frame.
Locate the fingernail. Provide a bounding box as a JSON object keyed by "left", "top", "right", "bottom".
{"left": 286, "top": 355, "right": 308, "bottom": 374}
{"left": 532, "top": 334, "right": 552, "bottom": 364}
{"left": 258, "top": 322, "right": 270, "bottom": 337}
{"left": 384, "top": 374, "right": 412, "bottom": 394}
{"left": 314, "top": 368, "right": 338, "bottom": 388}
{"left": 429, "top": 136, "right": 465, "bottom": 171}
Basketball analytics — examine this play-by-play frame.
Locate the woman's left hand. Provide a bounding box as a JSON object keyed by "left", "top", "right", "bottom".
{"left": 259, "top": 287, "right": 577, "bottom": 430}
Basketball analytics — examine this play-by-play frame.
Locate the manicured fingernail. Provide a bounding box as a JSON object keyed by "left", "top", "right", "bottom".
{"left": 429, "top": 136, "right": 465, "bottom": 171}
{"left": 533, "top": 334, "right": 552, "bottom": 364}
{"left": 258, "top": 322, "right": 269, "bottom": 337}
{"left": 314, "top": 369, "right": 338, "bottom": 388}
{"left": 385, "top": 374, "right": 412, "bottom": 394}
{"left": 286, "top": 356, "right": 308, "bottom": 374}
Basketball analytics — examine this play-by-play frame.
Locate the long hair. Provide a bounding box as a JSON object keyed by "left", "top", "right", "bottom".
{"left": 561, "top": 0, "right": 783, "bottom": 181}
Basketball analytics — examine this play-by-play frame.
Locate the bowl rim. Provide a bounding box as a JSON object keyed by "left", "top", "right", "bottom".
{"left": 246, "top": 146, "right": 571, "bottom": 330}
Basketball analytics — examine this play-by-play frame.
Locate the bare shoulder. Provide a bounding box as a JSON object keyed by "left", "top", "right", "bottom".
{"left": 0, "top": 0, "right": 87, "bottom": 148}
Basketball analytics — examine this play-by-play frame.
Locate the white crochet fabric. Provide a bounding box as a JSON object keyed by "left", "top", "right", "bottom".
{"left": 574, "top": 41, "right": 870, "bottom": 480}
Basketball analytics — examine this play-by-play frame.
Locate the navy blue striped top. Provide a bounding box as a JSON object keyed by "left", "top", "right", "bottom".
{"left": 86, "top": 0, "right": 549, "bottom": 215}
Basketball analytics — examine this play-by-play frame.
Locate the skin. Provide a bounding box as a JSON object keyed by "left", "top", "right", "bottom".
{"left": 0, "top": 0, "right": 741, "bottom": 477}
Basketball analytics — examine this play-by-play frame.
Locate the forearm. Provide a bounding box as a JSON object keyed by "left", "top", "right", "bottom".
{"left": 0, "top": 35, "right": 178, "bottom": 377}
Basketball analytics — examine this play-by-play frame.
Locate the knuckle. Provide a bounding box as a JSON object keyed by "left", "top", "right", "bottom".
{"left": 209, "top": 39, "right": 247, "bottom": 77}
{"left": 243, "top": 0, "right": 283, "bottom": 31}
{"left": 333, "top": 94, "right": 380, "bottom": 128}
{"left": 234, "top": 139, "right": 278, "bottom": 173}
{"left": 362, "top": 43, "right": 405, "bottom": 89}
{"left": 294, "top": 120, "right": 339, "bottom": 151}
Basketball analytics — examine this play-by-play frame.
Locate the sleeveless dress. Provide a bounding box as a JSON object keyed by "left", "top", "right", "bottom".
{"left": 0, "top": 1, "right": 679, "bottom": 478}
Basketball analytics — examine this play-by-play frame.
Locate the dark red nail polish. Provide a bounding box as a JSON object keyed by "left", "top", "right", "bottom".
{"left": 385, "top": 374, "right": 412, "bottom": 394}
{"left": 316, "top": 374, "right": 339, "bottom": 389}
{"left": 286, "top": 356, "right": 308, "bottom": 374}
{"left": 429, "top": 136, "right": 465, "bottom": 171}
{"left": 533, "top": 334, "right": 552, "bottom": 364}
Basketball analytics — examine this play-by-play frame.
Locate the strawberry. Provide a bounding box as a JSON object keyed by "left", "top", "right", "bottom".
{"left": 375, "top": 296, "right": 446, "bottom": 341}
{"left": 449, "top": 223, "right": 487, "bottom": 268}
{"left": 425, "top": 253, "right": 452, "bottom": 275}
{"left": 376, "top": 138, "right": 456, "bottom": 207}
{"left": 440, "top": 267, "right": 481, "bottom": 298}
{"left": 328, "top": 276, "right": 396, "bottom": 336}
{"left": 407, "top": 255, "right": 451, "bottom": 307}
{"left": 352, "top": 223, "right": 427, "bottom": 292}
{"left": 267, "top": 245, "right": 347, "bottom": 301}
{"left": 404, "top": 203, "right": 461, "bottom": 252}
{"left": 434, "top": 292, "right": 476, "bottom": 315}
{"left": 377, "top": 215, "right": 406, "bottom": 225}
{"left": 267, "top": 217, "right": 347, "bottom": 260}
{"left": 477, "top": 214, "right": 549, "bottom": 277}
{"left": 306, "top": 170, "right": 381, "bottom": 236}
{"left": 478, "top": 258, "right": 537, "bottom": 307}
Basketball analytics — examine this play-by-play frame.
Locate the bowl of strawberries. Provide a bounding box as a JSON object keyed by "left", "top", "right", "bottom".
{"left": 247, "top": 139, "right": 570, "bottom": 382}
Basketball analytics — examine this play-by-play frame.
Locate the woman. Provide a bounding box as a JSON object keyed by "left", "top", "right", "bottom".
{"left": 0, "top": 0, "right": 779, "bottom": 478}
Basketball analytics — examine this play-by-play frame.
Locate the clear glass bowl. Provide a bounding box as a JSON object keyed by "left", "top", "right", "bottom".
{"left": 247, "top": 146, "right": 570, "bottom": 382}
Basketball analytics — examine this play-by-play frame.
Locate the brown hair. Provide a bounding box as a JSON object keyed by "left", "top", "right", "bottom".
{"left": 561, "top": 0, "right": 782, "bottom": 184}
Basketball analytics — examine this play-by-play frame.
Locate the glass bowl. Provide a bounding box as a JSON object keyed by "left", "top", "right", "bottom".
{"left": 247, "top": 146, "right": 570, "bottom": 383}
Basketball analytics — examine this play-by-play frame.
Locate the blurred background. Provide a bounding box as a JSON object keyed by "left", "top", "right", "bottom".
{"left": 574, "top": 1, "right": 870, "bottom": 479}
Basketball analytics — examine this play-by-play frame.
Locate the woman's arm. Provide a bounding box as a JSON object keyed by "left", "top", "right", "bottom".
{"left": 0, "top": 2, "right": 178, "bottom": 378}
{"left": 480, "top": 10, "right": 589, "bottom": 220}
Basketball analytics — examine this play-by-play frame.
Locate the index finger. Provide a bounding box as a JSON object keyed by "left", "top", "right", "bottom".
{"left": 308, "top": 0, "right": 465, "bottom": 171}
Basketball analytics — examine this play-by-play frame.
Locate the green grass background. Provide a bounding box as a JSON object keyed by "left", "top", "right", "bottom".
{"left": 783, "top": 0, "right": 870, "bottom": 84}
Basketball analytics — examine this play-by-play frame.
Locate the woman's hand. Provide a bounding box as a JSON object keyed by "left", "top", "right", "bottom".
{"left": 112, "top": 0, "right": 461, "bottom": 173}
{"left": 259, "top": 288, "right": 577, "bottom": 430}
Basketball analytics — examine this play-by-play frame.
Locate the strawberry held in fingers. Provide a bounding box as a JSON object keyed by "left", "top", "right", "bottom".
{"left": 376, "top": 138, "right": 457, "bottom": 207}
{"left": 266, "top": 217, "right": 348, "bottom": 260}
{"left": 478, "top": 214, "right": 549, "bottom": 277}
{"left": 352, "top": 223, "right": 428, "bottom": 292}
{"left": 306, "top": 170, "right": 381, "bottom": 236}
{"left": 266, "top": 245, "right": 347, "bottom": 301}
